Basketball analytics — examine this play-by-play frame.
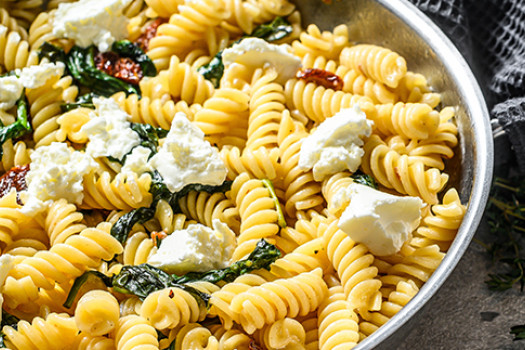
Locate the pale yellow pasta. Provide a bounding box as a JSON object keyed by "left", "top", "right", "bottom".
{"left": 208, "top": 324, "right": 252, "bottom": 350}
{"left": 119, "top": 296, "right": 143, "bottom": 317}
{"left": 229, "top": 268, "right": 328, "bottom": 334}
{"left": 167, "top": 323, "right": 219, "bottom": 350}
{"left": 75, "top": 290, "right": 120, "bottom": 336}
{"left": 113, "top": 315, "right": 159, "bottom": 350}
{"left": 140, "top": 286, "right": 207, "bottom": 330}
{"left": 254, "top": 317, "right": 306, "bottom": 350}
{"left": 340, "top": 44, "right": 407, "bottom": 88}
{"left": 80, "top": 172, "right": 153, "bottom": 211}
{"left": 0, "top": 0, "right": 43, "bottom": 29}
{"left": 0, "top": 140, "right": 31, "bottom": 174}
{"left": 292, "top": 24, "right": 349, "bottom": 60}
{"left": 0, "top": 7, "right": 28, "bottom": 40}
{"left": 220, "top": 145, "right": 280, "bottom": 181}
{"left": 221, "top": 0, "right": 260, "bottom": 35}
{"left": 228, "top": 172, "right": 280, "bottom": 261}
{"left": 374, "top": 102, "right": 440, "bottom": 140}
{"left": 0, "top": 22, "right": 39, "bottom": 71}
{"left": 44, "top": 198, "right": 86, "bottom": 245}
{"left": 75, "top": 334, "right": 116, "bottom": 350}
{"left": 123, "top": 231, "right": 156, "bottom": 265}
{"left": 323, "top": 219, "right": 382, "bottom": 316}
{"left": 144, "top": 0, "right": 183, "bottom": 18}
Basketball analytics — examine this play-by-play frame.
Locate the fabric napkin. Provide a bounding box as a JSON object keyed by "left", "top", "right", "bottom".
{"left": 408, "top": 0, "right": 525, "bottom": 173}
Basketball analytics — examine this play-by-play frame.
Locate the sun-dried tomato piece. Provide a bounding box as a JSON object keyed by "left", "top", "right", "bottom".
{"left": 151, "top": 231, "right": 168, "bottom": 247}
{"left": 0, "top": 164, "right": 30, "bottom": 203}
{"left": 95, "top": 52, "right": 143, "bottom": 84}
{"left": 297, "top": 68, "right": 344, "bottom": 91}
{"left": 135, "top": 18, "right": 167, "bottom": 52}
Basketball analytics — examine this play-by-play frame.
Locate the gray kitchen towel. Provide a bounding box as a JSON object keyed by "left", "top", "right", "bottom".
{"left": 408, "top": 0, "right": 525, "bottom": 173}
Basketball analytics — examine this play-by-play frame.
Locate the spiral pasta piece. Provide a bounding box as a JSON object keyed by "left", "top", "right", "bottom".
{"left": 111, "top": 92, "right": 201, "bottom": 129}
{"left": 221, "top": 0, "right": 260, "bottom": 35}
{"left": 81, "top": 172, "right": 153, "bottom": 211}
{"left": 229, "top": 173, "right": 280, "bottom": 261}
{"left": 374, "top": 102, "right": 440, "bottom": 140}
{"left": 167, "top": 323, "right": 219, "bottom": 350}
{"left": 27, "top": 74, "right": 79, "bottom": 148}
{"left": 361, "top": 134, "right": 449, "bottom": 204}
{"left": 0, "top": 24, "right": 39, "bottom": 71}
{"left": 269, "top": 237, "right": 330, "bottom": 279}
{"left": 317, "top": 285, "right": 359, "bottom": 350}
{"left": 3, "top": 222, "right": 123, "bottom": 309}
{"left": 140, "top": 286, "right": 207, "bottom": 330}
{"left": 119, "top": 296, "right": 143, "bottom": 317}
{"left": 245, "top": 69, "right": 286, "bottom": 150}
{"left": 0, "top": 8, "right": 28, "bottom": 40}
{"left": 147, "top": 0, "right": 229, "bottom": 70}
{"left": 27, "top": 11, "right": 58, "bottom": 51}
{"left": 208, "top": 324, "right": 252, "bottom": 350}
{"left": 0, "top": 140, "right": 31, "bottom": 174}
{"left": 392, "top": 71, "right": 441, "bottom": 107}
{"left": 413, "top": 188, "right": 465, "bottom": 251}
{"left": 220, "top": 146, "right": 280, "bottom": 181}
{"left": 113, "top": 315, "right": 159, "bottom": 350}
{"left": 177, "top": 190, "right": 239, "bottom": 233}
{"left": 3, "top": 312, "right": 78, "bottom": 350}
{"left": 44, "top": 199, "right": 86, "bottom": 246}
{"left": 359, "top": 279, "right": 419, "bottom": 337}
{"left": 292, "top": 24, "right": 348, "bottom": 60}
{"left": 163, "top": 55, "right": 215, "bottom": 105}
{"left": 230, "top": 268, "right": 328, "bottom": 334}
{"left": 277, "top": 111, "right": 323, "bottom": 217}
{"left": 336, "top": 65, "right": 398, "bottom": 104}
{"left": 122, "top": 231, "right": 156, "bottom": 265}
{"left": 247, "top": 0, "right": 295, "bottom": 25}
{"left": 253, "top": 317, "right": 306, "bottom": 350}
{"left": 193, "top": 88, "right": 250, "bottom": 149}
{"left": 75, "top": 334, "right": 116, "bottom": 350}
{"left": 0, "top": 189, "right": 35, "bottom": 251}
{"left": 340, "top": 44, "right": 407, "bottom": 88}
{"left": 0, "top": 0, "right": 43, "bottom": 30}
{"left": 144, "top": 0, "right": 183, "bottom": 18}
{"left": 75, "top": 290, "right": 120, "bottom": 336}
{"left": 321, "top": 172, "right": 355, "bottom": 216}
{"left": 284, "top": 78, "right": 376, "bottom": 124}
{"left": 323, "top": 219, "right": 382, "bottom": 315}
{"left": 209, "top": 273, "right": 268, "bottom": 330}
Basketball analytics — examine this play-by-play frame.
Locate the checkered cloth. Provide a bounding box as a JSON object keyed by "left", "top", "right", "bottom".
{"left": 408, "top": 0, "right": 525, "bottom": 173}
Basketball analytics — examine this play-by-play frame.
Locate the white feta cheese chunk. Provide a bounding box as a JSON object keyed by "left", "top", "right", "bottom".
{"left": 121, "top": 146, "right": 153, "bottom": 176}
{"left": 338, "top": 183, "right": 423, "bottom": 256}
{"left": 0, "top": 254, "right": 13, "bottom": 323}
{"left": 148, "top": 113, "right": 227, "bottom": 193}
{"left": 52, "top": 0, "right": 132, "bottom": 52}
{"left": 81, "top": 97, "right": 141, "bottom": 161}
{"left": 147, "top": 219, "right": 236, "bottom": 275}
{"left": 222, "top": 37, "right": 301, "bottom": 83}
{"left": 20, "top": 142, "right": 97, "bottom": 215}
{"left": 17, "top": 62, "right": 65, "bottom": 89}
{"left": 299, "top": 105, "right": 373, "bottom": 181}
{"left": 0, "top": 76, "right": 23, "bottom": 110}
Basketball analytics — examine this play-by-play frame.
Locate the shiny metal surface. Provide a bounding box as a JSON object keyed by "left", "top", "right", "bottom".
{"left": 292, "top": 0, "right": 494, "bottom": 348}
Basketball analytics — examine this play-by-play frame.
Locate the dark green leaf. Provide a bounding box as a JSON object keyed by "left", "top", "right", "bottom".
{"left": 250, "top": 16, "right": 292, "bottom": 42}
{"left": 112, "top": 40, "right": 157, "bottom": 77}
{"left": 67, "top": 45, "right": 140, "bottom": 97}
{"left": 197, "top": 52, "right": 224, "bottom": 88}
{"left": 173, "top": 239, "right": 281, "bottom": 284}
{"left": 0, "top": 310, "right": 20, "bottom": 347}
{"left": 130, "top": 123, "right": 168, "bottom": 156}
{"left": 351, "top": 171, "right": 378, "bottom": 189}
{"left": 110, "top": 207, "right": 156, "bottom": 244}
{"left": 261, "top": 179, "right": 286, "bottom": 228}
{"left": 63, "top": 271, "right": 112, "bottom": 308}
{"left": 60, "top": 92, "right": 97, "bottom": 112}
{"left": 511, "top": 325, "right": 525, "bottom": 340}
{"left": 38, "top": 42, "right": 67, "bottom": 64}
{"left": 111, "top": 264, "right": 172, "bottom": 299}
{"left": 0, "top": 95, "right": 32, "bottom": 158}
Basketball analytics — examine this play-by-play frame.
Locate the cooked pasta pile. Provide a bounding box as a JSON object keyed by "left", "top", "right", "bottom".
{"left": 0, "top": 0, "right": 466, "bottom": 349}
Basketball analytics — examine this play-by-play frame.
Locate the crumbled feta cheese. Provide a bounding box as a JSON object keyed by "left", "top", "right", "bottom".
{"left": 0, "top": 76, "right": 23, "bottom": 110}
{"left": 17, "top": 62, "right": 65, "bottom": 89}
{"left": 147, "top": 219, "right": 236, "bottom": 275}
{"left": 299, "top": 105, "right": 373, "bottom": 181}
{"left": 222, "top": 37, "right": 302, "bottom": 83}
{"left": 148, "top": 113, "right": 227, "bottom": 193}
{"left": 121, "top": 146, "right": 153, "bottom": 176}
{"left": 0, "top": 254, "right": 13, "bottom": 323}
{"left": 52, "top": 0, "right": 132, "bottom": 52}
{"left": 20, "top": 142, "right": 97, "bottom": 215}
{"left": 337, "top": 183, "right": 423, "bottom": 256}
{"left": 81, "top": 97, "right": 141, "bottom": 161}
